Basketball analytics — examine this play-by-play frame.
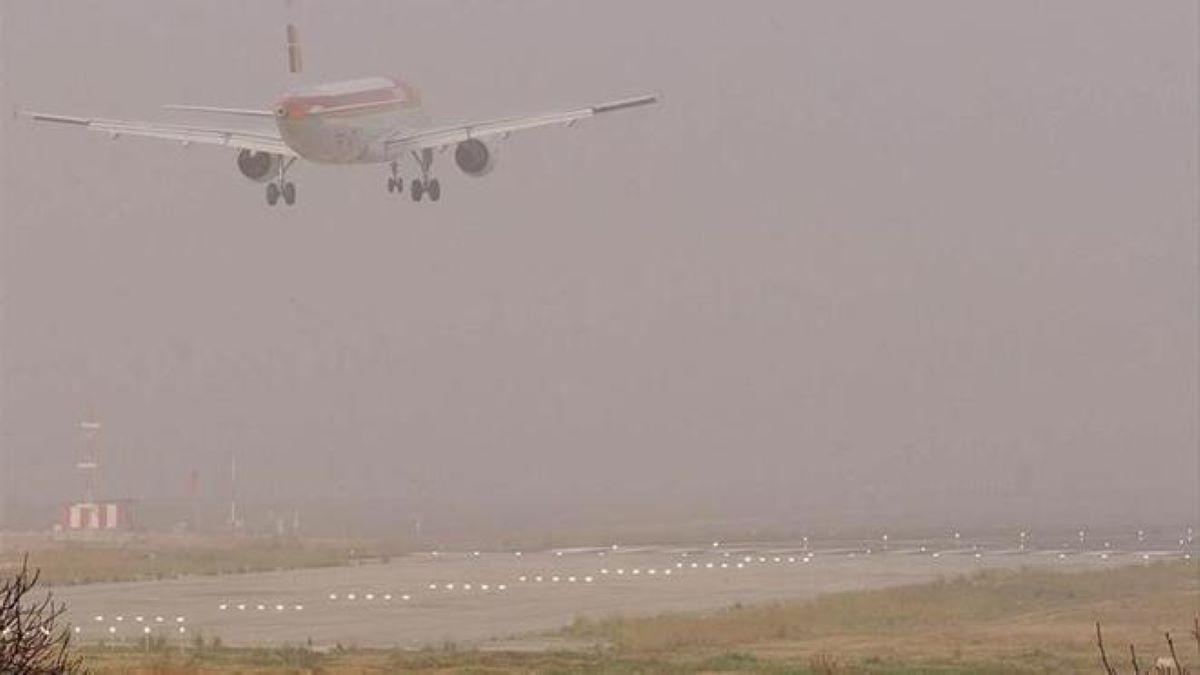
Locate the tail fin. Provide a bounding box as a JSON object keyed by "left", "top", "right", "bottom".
{"left": 286, "top": 23, "right": 303, "bottom": 75}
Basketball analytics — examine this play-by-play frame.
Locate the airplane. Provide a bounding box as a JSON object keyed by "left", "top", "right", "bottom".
{"left": 21, "top": 23, "right": 657, "bottom": 206}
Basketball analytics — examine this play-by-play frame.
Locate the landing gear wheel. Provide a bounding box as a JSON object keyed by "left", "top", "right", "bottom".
{"left": 282, "top": 182, "right": 296, "bottom": 206}
{"left": 411, "top": 179, "right": 424, "bottom": 202}
{"left": 427, "top": 179, "right": 441, "bottom": 202}
{"left": 387, "top": 177, "right": 396, "bottom": 193}
{"left": 266, "top": 182, "right": 280, "bottom": 206}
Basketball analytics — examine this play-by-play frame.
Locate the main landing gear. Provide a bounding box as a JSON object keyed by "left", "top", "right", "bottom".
{"left": 266, "top": 157, "right": 297, "bottom": 206}
{"left": 387, "top": 148, "right": 441, "bottom": 202}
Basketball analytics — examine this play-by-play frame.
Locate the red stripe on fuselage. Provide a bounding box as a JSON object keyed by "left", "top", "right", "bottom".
{"left": 278, "top": 78, "right": 420, "bottom": 119}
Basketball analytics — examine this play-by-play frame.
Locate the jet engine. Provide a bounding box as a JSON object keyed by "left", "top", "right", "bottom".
{"left": 454, "top": 139, "right": 494, "bottom": 177}
{"left": 236, "top": 149, "right": 280, "bottom": 183}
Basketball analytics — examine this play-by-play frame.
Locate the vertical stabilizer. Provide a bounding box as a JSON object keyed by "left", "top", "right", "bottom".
{"left": 286, "top": 23, "right": 303, "bottom": 75}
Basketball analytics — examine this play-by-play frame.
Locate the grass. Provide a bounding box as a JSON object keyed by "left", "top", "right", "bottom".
{"left": 2, "top": 537, "right": 402, "bottom": 586}
{"left": 565, "top": 561, "right": 1199, "bottom": 671}
{"left": 76, "top": 561, "right": 1199, "bottom": 673}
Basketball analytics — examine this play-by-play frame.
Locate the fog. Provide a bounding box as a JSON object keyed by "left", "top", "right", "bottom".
{"left": 1, "top": 1, "right": 1196, "bottom": 538}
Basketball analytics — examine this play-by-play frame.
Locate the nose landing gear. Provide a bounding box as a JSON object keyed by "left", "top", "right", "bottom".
{"left": 387, "top": 161, "right": 404, "bottom": 194}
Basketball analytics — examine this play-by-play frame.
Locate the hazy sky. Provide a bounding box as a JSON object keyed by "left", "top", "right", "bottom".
{"left": 1, "top": 1, "right": 1196, "bottom": 535}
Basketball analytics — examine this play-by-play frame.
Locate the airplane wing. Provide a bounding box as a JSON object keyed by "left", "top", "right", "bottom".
{"left": 20, "top": 112, "right": 296, "bottom": 156}
{"left": 385, "top": 94, "right": 657, "bottom": 153}
{"left": 162, "top": 104, "right": 276, "bottom": 118}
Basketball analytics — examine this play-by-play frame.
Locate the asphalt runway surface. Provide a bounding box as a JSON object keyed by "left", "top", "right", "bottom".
{"left": 57, "top": 542, "right": 1190, "bottom": 648}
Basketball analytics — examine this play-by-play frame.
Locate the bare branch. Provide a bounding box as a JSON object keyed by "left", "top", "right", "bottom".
{"left": 0, "top": 554, "right": 84, "bottom": 673}
{"left": 1165, "top": 631, "right": 1185, "bottom": 675}
{"left": 1096, "top": 621, "right": 1119, "bottom": 675}
{"left": 1192, "top": 614, "right": 1199, "bottom": 660}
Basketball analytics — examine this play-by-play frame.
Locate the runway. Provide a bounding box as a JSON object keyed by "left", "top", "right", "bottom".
{"left": 56, "top": 541, "right": 1190, "bottom": 648}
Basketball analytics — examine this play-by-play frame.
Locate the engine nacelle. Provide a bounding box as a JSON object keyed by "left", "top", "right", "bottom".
{"left": 236, "top": 149, "right": 280, "bottom": 183}
{"left": 454, "top": 139, "right": 494, "bottom": 177}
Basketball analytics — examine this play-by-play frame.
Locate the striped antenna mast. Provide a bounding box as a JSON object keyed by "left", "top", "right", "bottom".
{"left": 78, "top": 412, "right": 102, "bottom": 503}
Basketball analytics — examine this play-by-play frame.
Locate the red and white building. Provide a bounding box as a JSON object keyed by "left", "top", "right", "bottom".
{"left": 60, "top": 500, "right": 135, "bottom": 531}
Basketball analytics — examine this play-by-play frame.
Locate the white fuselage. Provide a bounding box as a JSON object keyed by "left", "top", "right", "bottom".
{"left": 275, "top": 76, "right": 427, "bottom": 164}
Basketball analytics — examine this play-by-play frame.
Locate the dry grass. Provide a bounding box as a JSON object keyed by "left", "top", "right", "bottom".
{"left": 76, "top": 561, "right": 1199, "bottom": 673}
{"left": 3, "top": 538, "right": 402, "bottom": 586}
{"left": 562, "top": 561, "right": 1198, "bottom": 671}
